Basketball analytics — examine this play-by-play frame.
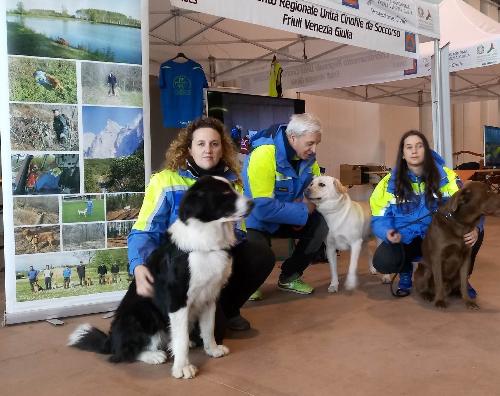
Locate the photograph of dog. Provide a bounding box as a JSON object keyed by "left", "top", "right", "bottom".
{"left": 106, "top": 192, "right": 143, "bottom": 221}
{"left": 62, "top": 195, "right": 105, "bottom": 223}
{"left": 32, "top": 281, "right": 44, "bottom": 293}
{"left": 68, "top": 176, "right": 253, "bottom": 379}
{"left": 306, "top": 176, "right": 387, "bottom": 293}
{"left": 45, "top": 73, "right": 65, "bottom": 91}
{"left": 8, "top": 57, "right": 77, "bottom": 104}
{"left": 15, "top": 225, "right": 60, "bottom": 254}
{"left": 415, "top": 181, "right": 500, "bottom": 309}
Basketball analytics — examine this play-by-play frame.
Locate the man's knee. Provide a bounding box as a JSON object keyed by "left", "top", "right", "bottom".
{"left": 313, "top": 212, "right": 329, "bottom": 240}
{"left": 300, "top": 212, "right": 328, "bottom": 254}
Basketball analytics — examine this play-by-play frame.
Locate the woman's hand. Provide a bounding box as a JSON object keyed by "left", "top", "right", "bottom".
{"left": 386, "top": 229, "right": 402, "bottom": 244}
{"left": 464, "top": 228, "right": 479, "bottom": 246}
{"left": 134, "top": 265, "right": 154, "bottom": 297}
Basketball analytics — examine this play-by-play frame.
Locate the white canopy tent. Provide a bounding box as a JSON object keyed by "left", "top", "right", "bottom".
{"left": 301, "top": 0, "right": 500, "bottom": 106}
{"left": 149, "top": 0, "right": 440, "bottom": 86}
{"left": 151, "top": 0, "right": 451, "bottom": 163}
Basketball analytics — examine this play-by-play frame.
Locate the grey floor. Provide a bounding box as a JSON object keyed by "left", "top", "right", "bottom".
{"left": 1, "top": 219, "right": 500, "bottom": 395}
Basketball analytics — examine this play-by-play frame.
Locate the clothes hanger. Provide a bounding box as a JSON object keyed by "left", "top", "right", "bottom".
{"left": 170, "top": 52, "right": 189, "bottom": 61}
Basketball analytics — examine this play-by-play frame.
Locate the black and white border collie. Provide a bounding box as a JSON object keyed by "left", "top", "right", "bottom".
{"left": 68, "top": 176, "right": 253, "bottom": 379}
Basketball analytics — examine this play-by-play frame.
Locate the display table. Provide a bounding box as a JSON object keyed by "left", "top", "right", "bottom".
{"left": 455, "top": 169, "right": 500, "bottom": 193}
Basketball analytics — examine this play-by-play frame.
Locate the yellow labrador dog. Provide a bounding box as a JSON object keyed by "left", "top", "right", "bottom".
{"left": 305, "top": 176, "right": 386, "bottom": 292}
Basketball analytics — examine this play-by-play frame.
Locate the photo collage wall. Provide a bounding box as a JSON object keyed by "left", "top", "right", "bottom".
{"left": 4, "top": 0, "right": 145, "bottom": 303}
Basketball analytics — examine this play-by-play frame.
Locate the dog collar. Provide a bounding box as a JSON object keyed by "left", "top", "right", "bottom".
{"left": 436, "top": 209, "right": 459, "bottom": 225}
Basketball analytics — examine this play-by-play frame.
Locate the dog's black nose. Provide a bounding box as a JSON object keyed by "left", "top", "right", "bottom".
{"left": 304, "top": 188, "right": 311, "bottom": 198}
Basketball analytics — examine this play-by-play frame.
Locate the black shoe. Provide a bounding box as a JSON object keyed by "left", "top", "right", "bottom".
{"left": 227, "top": 315, "right": 250, "bottom": 331}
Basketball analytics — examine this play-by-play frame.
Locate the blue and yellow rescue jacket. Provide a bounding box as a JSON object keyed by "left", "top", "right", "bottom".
{"left": 370, "top": 152, "right": 461, "bottom": 244}
{"left": 242, "top": 124, "right": 321, "bottom": 234}
{"left": 127, "top": 167, "right": 239, "bottom": 275}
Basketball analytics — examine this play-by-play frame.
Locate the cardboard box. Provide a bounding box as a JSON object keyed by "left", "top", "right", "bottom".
{"left": 339, "top": 164, "right": 388, "bottom": 186}
{"left": 340, "top": 164, "right": 368, "bottom": 185}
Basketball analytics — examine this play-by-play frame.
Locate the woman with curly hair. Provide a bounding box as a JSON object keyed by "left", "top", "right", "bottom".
{"left": 127, "top": 117, "right": 274, "bottom": 337}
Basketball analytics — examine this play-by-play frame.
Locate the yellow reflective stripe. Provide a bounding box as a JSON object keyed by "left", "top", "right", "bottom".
{"left": 442, "top": 167, "right": 460, "bottom": 197}
{"left": 133, "top": 170, "right": 195, "bottom": 231}
{"left": 369, "top": 168, "right": 459, "bottom": 218}
{"left": 409, "top": 168, "right": 459, "bottom": 198}
{"left": 312, "top": 161, "right": 321, "bottom": 176}
{"left": 370, "top": 173, "right": 393, "bottom": 216}
{"left": 247, "top": 145, "right": 276, "bottom": 198}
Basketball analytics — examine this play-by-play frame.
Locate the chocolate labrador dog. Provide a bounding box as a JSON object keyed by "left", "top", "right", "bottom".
{"left": 414, "top": 181, "right": 500, "bottom": 309}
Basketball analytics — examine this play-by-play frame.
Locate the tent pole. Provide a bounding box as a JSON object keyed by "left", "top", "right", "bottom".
{"left": 440, "top": 43, "right": 453, "bottom": 167}
{"left": 431, "top": 39, "right": 442, "bottom": 156}
{"left": 208, "top": 55, "right": 216, "bottom": 87}
{"left": 418, "top": 90, "right": 423, "bottom": 132}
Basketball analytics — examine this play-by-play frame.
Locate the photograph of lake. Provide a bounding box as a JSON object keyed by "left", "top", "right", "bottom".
{"left": 6, "top": 0, "right": 142, "bottom": 64}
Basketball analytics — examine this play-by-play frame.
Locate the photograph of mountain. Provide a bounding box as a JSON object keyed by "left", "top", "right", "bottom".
{"left": 82, "top": 106, "right": 144, "bottom": 193}
{"left": 83, "top": 106, "right": 143, "bottom": 159}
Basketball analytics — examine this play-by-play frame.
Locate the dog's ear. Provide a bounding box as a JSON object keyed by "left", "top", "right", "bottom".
{"left": 178, "top": 189, "right": 204, "bottom": 223}
{"left": 450, "top": 187, "right": 471, "bottom": 212}
{"left": 333, "top": 178, "right": 349, "bottom": 194}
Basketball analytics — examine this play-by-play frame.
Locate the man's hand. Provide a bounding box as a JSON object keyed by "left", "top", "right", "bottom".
{"left": 464, "top": 228, "right": 479, "bottom": 246}
{"left": 386, "top": 229, "right": 402, "bottom": 244}
{"left": 302, "top": 197, "right": 316, "bottom": 214}
{"left": 134, "top": 265, "right": 154, "bottom": 297}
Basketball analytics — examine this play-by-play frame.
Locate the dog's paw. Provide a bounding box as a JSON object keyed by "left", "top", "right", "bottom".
{"left": 327, "top": 284, "right": 338, "bottom": 293}
{"left": 369, "top": 265, "right": 378, "bottom": 275}
{"left": 466, "top": 300, "right": 480, "bottom": 310}
{"left": 434, "top": 300, "right": 448, "bottom": 309}
{"left": 205, "top": 344, "right": 230, "bottom": 358}
{"left": 172, "top": 364, "right": 198, "bottom": 379}
{"left": 381, "top": 274, "right": 392, "bottom": 284}
{"left": 344, "top": 276, "right": 358, "bottom": 291}
{"left": 137, "top": 350, "right": 167, "bottom": 365}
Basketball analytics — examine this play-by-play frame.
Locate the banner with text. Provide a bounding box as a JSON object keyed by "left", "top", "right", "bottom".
{"left": 171, "top": 0, "right": 440, "bottom": 59}
{"left": 313, "top": 0, "right": 439, "bottom": 39}
{"left": 219, "top": 38, "right": 500, "bottom": 96}
{"left": 220, "top": 49, "right": 413, "bottom": 94}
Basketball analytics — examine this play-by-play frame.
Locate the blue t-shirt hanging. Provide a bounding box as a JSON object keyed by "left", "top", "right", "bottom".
{"left": 159, "top": 59, "right": 208, "bottom": 128}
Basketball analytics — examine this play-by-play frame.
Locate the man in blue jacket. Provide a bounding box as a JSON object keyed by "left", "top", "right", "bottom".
{"left": 27, "top": 266, "right": 39, "bottom": 292}
{"left": 242, "top": 113, "right": 328, "bottom": 295}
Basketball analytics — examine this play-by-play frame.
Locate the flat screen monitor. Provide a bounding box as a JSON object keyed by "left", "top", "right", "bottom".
{"left": 206, "top": 91, "right": 305, "bottom": 139}
{"left": 484, "top": 125, "right": 500, "bottom": 168}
